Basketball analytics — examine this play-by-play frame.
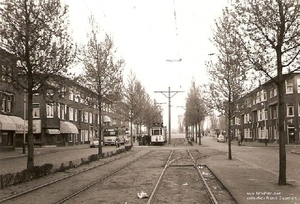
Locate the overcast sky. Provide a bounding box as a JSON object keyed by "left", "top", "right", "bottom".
{"left": 64, "top": 0, "right": 229, "bottom": 129}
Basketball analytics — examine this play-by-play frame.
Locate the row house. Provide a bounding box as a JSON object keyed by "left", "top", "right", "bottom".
{"left": 14, "top": 75, "right": 123, "bottom": 147}
{"left": 0, "top": 48, "right": 126, "bottom": 151}
{"left": 232, "top": 73, "right": 300, "bottom": 144}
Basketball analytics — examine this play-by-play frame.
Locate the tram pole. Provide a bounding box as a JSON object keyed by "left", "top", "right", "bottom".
{"left": 155, "top": 87, "right": 184, "bottom": 144}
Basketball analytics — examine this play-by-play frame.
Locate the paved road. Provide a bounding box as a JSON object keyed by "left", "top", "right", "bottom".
{"left": 0, "top": 144, "right": 126, "bottom": 175}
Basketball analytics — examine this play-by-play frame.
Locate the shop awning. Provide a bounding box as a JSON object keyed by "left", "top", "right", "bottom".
{"left": 46, "top": 129, "right": 61, "bottom": 134}
{"left": 9, "top": 116, "right": 28, "bottom": 134}
{"left": 103, "top": 116, "right": 111, "bottom": 123}
{"left": 60, "top": 121, "right": 78, "bottom": 134}
{"left": 0, "top": 115, "right": 16, "bottom": 131}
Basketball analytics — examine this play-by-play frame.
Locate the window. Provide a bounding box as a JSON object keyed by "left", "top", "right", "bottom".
{"left": 57, "top": 103, "right": 61, "bottom": 119}
{"left": 74, "top": 92, "right": 80, "bottom": 103}
{"left": 269, "top": 89, "right": 273, "bottom": 98}
{"left": 298, "top": 103, "right": 300, "bottom": 116}
{"left": 272, "top": 106, "right": 278, "bottom": 119}
{"left": 261, "top": 90, "right": 267, "bottom": 102}
{"left": 84, "top": 111, "right": 88, "bottom": 123}
{"left": 287, "top": 103, "right": 294, "bottom": 116}
{"left": 89, "top": 113, "right": 92, "bottom": 124}
{"left": 256, "top": 92, "right": 260, "bottom": 104}
{"left": 59, "top": 86, "right": 66, "bottom": 98}
{"left": 61, "top": 104, "right": 65, "bottom": 120}
{"left": 69, "top": 107, "right": 74, "bottom": 121}
{"left": 32, "top": 103, "right": 40, "bottom": 118}
{"left": 286, "top": 79, "right": 293, "bottom": 94}
{"left": 74, "top": 109, "right": 77, "bottom": 121}
{"left": 1, "top": 93, "right": 13, "bottom": 113}
{"left": 46, "top": 103, "right": 54, "bottom": 118}
{"left": 297, "top": 78, "right": 300, "bottom": 93}
{"left": 274, "top": 88, "right": 277, "bottom": 96}
{"left": 69, "top": 91, "right": 74, "bottom": 101}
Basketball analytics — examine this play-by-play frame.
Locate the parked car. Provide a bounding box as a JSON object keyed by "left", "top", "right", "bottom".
{"left": 90, "top": 138, "right": 103, "bottom": 147}
{"left": 217, "top": 135, "right": 225, "bottom": 143}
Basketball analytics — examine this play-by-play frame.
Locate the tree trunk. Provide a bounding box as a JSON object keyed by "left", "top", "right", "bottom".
{"left": 195, "top": 124, "right": 198, "bottom": 143}
{"left": 227, "top": 98, "right": 232, "bottom": 160}
{"left": 27, "top": 86, "right": 34, "bottom": 169}
{"left": 198, "top": 122, "right": 202, "bottom": 145}
{"left": 277, "top": 73, "right": 286, "bottom": 185}
{"left": 98, "top": 99, "right": 103, "bottom": 156}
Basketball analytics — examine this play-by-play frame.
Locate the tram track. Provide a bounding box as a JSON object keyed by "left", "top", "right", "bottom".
{"left": 1, "top": 138, "right": 237, "bottom": 203}
{"left": 0, "top": 149, "right": 151, "bottom": 204}
{"left": 147, "top": 138, "right": 236, "bottom": 204}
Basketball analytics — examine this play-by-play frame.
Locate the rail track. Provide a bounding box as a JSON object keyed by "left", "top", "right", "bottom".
{"left": 1, "top": 138, "right": 236, "bottom": 203}
{"left": 147, "top": 138, "right": 237, "bottom": 204}
{"left": 0, "top": 149, "right": 151, "bottom": 204}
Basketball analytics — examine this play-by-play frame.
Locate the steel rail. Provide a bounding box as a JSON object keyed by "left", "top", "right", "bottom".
{"left": 188, "top": 150, "right": 219, "bottom": 204}
{"left": 147, "top": 149, "right": 175, "bottom": 204}
{"left": 0, "top": 150, "right": 135, "bottom": 204}
{"left": 55, "top": 151, "right": 152, "bottom": 204}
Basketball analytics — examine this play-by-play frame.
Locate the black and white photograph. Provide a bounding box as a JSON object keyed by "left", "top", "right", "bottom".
{"left": 0, "top": 0, "right": 300, "bottom": 203}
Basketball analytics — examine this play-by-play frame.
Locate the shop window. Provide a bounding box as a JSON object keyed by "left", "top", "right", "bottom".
{"left": 69, "top": 134, "right": 72, "bottom": 142}
{"left": 32, "top": 103, "right": 40, "bottom": 118}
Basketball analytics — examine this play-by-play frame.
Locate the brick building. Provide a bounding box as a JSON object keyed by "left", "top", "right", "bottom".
{"left": 0, "top": 48, "right": 126, "bottom": 151}
{"left": 232, "top": 73, "right": 300, "bottom": 144}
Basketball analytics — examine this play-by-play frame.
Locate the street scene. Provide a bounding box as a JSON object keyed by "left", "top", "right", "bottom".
{"left": 1, "top": 0, "right": 300, "bottom": 203}
{"left": 0, "top": 134, "right": 299, "bottom": 203}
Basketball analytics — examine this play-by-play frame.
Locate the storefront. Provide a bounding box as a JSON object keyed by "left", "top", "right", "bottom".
{"left": 0, "top": 115, "right": 16, "bottom": 151}
{"left": 45, "top": 129, "right": 60, "bottom": 146}
{"left": 10, "top": 116, "right": 27, "bottom": 147}
{"left": 60, "top": 121, "right": 79, "bottom": 146}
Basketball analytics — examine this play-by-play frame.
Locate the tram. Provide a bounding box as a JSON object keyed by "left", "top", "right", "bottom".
{"left": 150, "top": 123, "right": 167, "bottom": 145}
{"left": 103, "top": 126, "right": 126, "bottom": 146}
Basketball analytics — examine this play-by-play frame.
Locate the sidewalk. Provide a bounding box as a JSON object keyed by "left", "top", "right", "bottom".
{"left": 0, "top": 145, "right": 90, "bottom": 160}
{"left": 231, "top": 140, "right": 300, "bottom": 155}
{"left": 200, "top": 139, "right": 300, "bottom": 204}
{"left": 205, "top": 153, "right": 300, "bottom": 204}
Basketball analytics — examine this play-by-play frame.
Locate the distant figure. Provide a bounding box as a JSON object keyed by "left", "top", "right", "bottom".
{"left": 115, "top": 138, "right": 120, "bottom": 148}
{"left": 237, "top": 133, "right": 242, "bottom": 146}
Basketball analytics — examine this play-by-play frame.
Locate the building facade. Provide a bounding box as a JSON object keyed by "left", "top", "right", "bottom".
{"left": 232, "top": 73, "right": 300, "bottom": 144}
{"left": 0, "top": 49, "right": 127, "bottom": 151}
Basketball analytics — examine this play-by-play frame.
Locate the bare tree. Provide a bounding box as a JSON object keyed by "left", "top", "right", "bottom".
{"left": 80, "top": 16, "right": 124, "bottom": 155}
{"left": 207, "top": 7, "right": 248, "bottom": 160}
{"left": 231, "top": 0, "right": 300, "bottom": 186}
{"left": 0, "top": 0, "right": 75, "bottom": 169}
{"left": 185, "top": 80, "right": 208, "bottom": 145}
{"left": 117, "top": 71, "right": 145, "bottom": 146}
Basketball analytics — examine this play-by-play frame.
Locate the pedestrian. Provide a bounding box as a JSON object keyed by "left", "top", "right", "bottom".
{"left": 115, "top": 138, "right": 120, "bottom": 148}
{"left": 237, "top": 133, "right": 242, "bottom": 146}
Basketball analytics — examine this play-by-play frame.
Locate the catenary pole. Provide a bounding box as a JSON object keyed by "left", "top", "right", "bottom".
{"left": 155, "top": 87, "right": 184, "bottom": 144}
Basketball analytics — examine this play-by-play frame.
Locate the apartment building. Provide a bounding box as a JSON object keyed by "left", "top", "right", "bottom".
{"left": 232, "top": 73, "right": 300, "bottom": 144}
{"left": 0, "top": 48, "right": 126, "bottom": 151}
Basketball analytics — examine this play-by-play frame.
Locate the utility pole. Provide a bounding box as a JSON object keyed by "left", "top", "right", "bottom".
{"left": 155, "top": 87, "right": 184, "bottom": 144}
